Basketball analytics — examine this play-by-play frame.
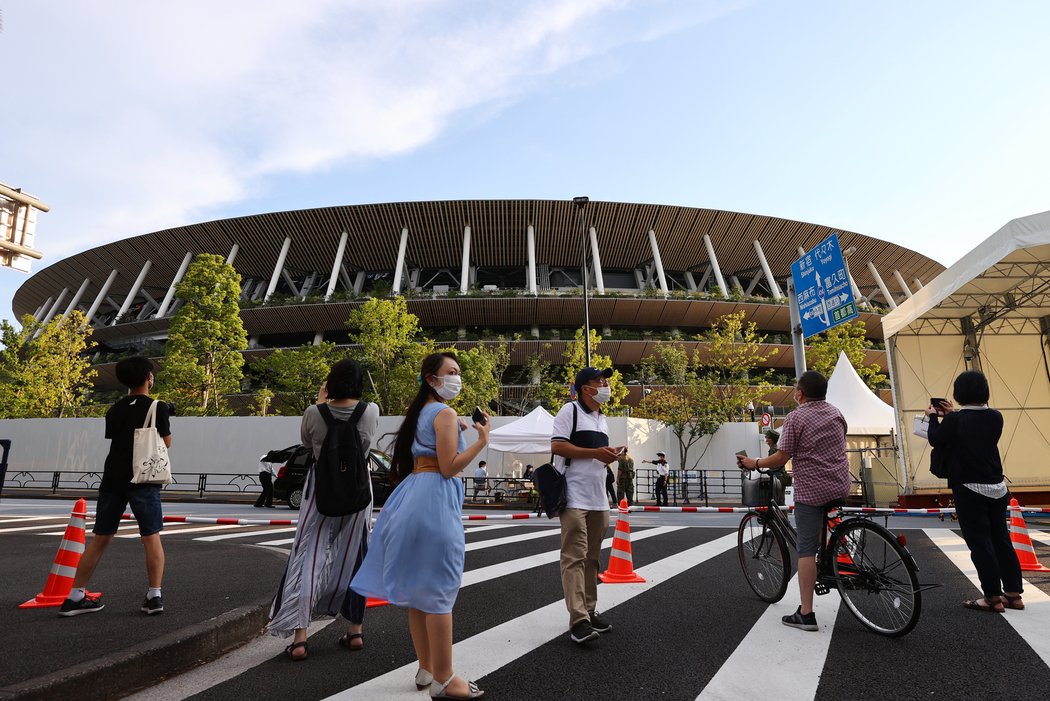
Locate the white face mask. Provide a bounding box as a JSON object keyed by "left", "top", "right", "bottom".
{"left": 592, "top": 385, "right": 612, "bottom": 404}
{"left": 433, "top": 374, "right": 462, "bottom": 401}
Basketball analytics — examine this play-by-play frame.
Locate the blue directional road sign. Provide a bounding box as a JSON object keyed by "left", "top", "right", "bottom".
{"left": 790, "top": 233, "right": 859, "bottom": 339}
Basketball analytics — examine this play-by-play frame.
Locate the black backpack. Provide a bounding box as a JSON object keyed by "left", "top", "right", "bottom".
{"left": 313, "top": 402, "right": 371, "bottom": 517}
{"left": 534, "top": 404, "right": 577, "bottom": 518}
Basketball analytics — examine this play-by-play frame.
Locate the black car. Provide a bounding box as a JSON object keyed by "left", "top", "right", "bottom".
{"left": 269, "top": 445, "right": 394, "bottom": 509}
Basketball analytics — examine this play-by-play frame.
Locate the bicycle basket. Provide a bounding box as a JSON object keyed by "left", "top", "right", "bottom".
{"left": 741, "top": 472, "right": 781, "bottom": 507}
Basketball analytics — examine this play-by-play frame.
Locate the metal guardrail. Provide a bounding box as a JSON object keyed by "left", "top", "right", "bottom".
{"left": 4, "top": 470, "right": 263, "bottom": 499}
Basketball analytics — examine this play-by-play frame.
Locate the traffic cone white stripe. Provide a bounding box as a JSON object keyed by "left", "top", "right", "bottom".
{"left": 60, "top": 538, "right": 85, "bottom": 554}
{"left": 50, "top": 564, "right": 78, "bottom": 579}
{"left": 611, "top": 547, "right": 633, "bottom": 561}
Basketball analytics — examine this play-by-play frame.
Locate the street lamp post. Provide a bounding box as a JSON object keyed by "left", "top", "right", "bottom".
{"left": 573, "top": 196, "right": 591, "bottom": 367}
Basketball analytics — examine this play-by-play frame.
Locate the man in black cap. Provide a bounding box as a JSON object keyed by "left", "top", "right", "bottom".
{"left": 643, "top": 451, "right": 670, "bottom": 506}
{"left": 551, "top": 366, "right": 625, "bottom": 644}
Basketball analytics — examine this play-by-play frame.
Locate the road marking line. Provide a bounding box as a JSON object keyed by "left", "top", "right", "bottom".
{"left": 195, "top": 527, "right": 299, "bottom": 542}
{"left": 699, "top": 572, "right": 842, "bottom": 700}
{"left": 1028, "top": 529, "right": 1050, "bottom": 547}
{"left": 115, "top": 524, "right": 246, "bottom": 538}
{"left": 464, "top": 527, "right": 561, "bottom": 551}
{"left": 925, "top": 528, "right": 1050, "bottom": 667}
{"left": 0, "top": 516, "right": 54, "bottom": 525}
{"left": 326, "top": 530, "right": 736, "bottom": 700}
{"left": 462, "top": 523, "right": 529, "bottom": 533}
{"left": 0, "top": 521, "right": 70, "bottom": 534}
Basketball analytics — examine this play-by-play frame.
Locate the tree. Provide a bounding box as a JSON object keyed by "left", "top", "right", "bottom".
{"left": 0, "top": 311, "right": 97, "bottom": 418}
{"left": 157, "top": 254, "right": 247, "bottom": 415}
{"left": 447, "top": 340, "right": 510, "bottom": 415}
{"left": 250, "top": 343, "right": 345, "bottom": 416}
{"left": 806, "top": 320, "right": 887, "bottom": 390}
{"left": 555, "top": 328, "right": 628, "bottom": 411}
{"left": 635, "top": 344, "right": 720, "bottom": 472}
{"left": 347, "top": 296, "right": 431, "bottom": 415}
{"left": 699, "top": 311, "right": 774, "bottom": 424}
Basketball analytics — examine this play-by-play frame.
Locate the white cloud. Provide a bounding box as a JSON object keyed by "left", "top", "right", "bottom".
{"left": 0, "top": 0, "right": 739, "bottom": 259}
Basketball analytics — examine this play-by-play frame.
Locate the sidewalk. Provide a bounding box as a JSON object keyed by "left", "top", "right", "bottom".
{"left": 0, "top": 534, "right": 287, "bottom": 701}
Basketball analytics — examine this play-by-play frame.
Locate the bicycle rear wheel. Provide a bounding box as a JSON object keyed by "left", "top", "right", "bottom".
{"left": 830, "top": 519, "right": 921, "bottom": 637}
{"left": 738, "top": 511, "right": 790, "bottom": 603}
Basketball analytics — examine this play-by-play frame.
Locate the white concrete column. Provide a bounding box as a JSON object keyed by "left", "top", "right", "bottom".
{"left": 527, "top": 225, "right": 537, "bottom": 295}
{"left": 703, "top": 234, "right": 729, "bottom": 297}
{"left": 647, "top": 230, "right": 668, "bottom": 296}
{"left": 264, "top": 237, "right": 292, "bottom": 302}
{"left": 893, "top": 270, "right": 913, "bottom": 298}
{"left": 313, "top": 331, "right": 324, "bottom": 346}
{"left": 392, "top": 227, "right": 410, "bottom": 294}
{"left": 156, "top": 251, "right": 193, "bottom": 318}
{"left": 281, "top": 270, "right": 301, "bottom": 297}
{"left": 753, "top": 240, "right": 783, "bottom": 298}
{"left": 39, "top": 288, "right": 69, "bottom": 326}
{"left": 798, "top": 246, "right": 807, "bottom": 257}
{"left": 867, "top": 261, "right": 897, "bottom": 310}
{"left": 324, "top": 231, "right": 349, "bottom": 301}
{"left": 85, "top": 270, "right": 119, "bottom": 324}
{"left": 913, "top": 278, "right": 924, "bottom": 291}
{"left": 112, "top": 260, "right": 152, "bottom": 324}
{"left": 588, "top": 227, "right": 605, "bottom": 294}
{"left": 33, "top": 297, "right": 53, "bottom": 322}
{"left": 62, "top": 278, "right": 92, "bottom": 317}
{"left": 226, "top": 243, "right": 239, "bottom": 267}
{"left": 684, "top": 272, "right": 697, "bottom": 292}
{"left": 460, "top": 226, "right": 471, "bottom": 293}
{"left": 353, "top": 271, "right": 366, "bottom": 295}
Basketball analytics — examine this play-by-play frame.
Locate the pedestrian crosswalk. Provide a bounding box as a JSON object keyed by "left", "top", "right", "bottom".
{"left": 8, "top": 514, "right": 1050, "bottom": 700}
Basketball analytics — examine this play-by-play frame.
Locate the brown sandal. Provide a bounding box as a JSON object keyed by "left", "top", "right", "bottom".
{"left": 1002, "top": 594, "right": 1025, "bottom": 610}
{"left": 962, "top": 597, "right": 1005, "bottom": 613}
{"left": 338, "top": 632, "right": 364, "bottom": 651}
{"left": 285, "top": 641, "right": 308, "bottom": 661}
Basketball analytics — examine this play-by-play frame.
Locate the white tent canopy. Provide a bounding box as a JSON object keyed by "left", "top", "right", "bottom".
{"left": 882, "top": 210, "right": 1050, "bottom": 491}
{"left": 486, "top": 406, "right": 555, "bottom": 454}
{"left": 826, "top": 351, "right": 895, "bottom": 435}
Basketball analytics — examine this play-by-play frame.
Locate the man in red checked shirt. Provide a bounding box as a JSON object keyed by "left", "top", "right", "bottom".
{"left": 737, "top": 370, "right": 851, "bottom": 632}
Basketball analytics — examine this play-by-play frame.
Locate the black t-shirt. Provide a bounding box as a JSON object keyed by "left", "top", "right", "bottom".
{"left": 102, "top": 395, "right": 171, "bottom": 491}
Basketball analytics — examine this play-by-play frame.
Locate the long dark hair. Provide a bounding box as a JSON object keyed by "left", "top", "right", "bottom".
{"left": 391, "top": 352, "right": 458, "bottom": 484}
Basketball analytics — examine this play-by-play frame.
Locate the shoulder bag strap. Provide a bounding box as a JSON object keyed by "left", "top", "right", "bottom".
{"left": 316, "top": 402, "right": 335, "bottom": 426}
{"left": 142, "top": 399, "right": 158, "bottom": 429}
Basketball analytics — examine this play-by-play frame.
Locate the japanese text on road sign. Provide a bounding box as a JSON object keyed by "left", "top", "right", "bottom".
{"left": 790, "top": 233, "right": 858, "bottom": 339}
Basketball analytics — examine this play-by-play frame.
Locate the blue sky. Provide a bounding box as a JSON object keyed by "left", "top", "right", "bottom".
{"left": 2, "top": 0, "right": 1049, "bottom": 324}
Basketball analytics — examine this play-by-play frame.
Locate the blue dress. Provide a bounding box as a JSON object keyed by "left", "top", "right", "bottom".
{"left": 350, "top": 402, "right": 466, "bottom": 614}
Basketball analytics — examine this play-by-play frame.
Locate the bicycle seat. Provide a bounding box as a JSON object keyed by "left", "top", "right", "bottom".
{"left": 823, "top": 498, "right": 846, "bottom": 510}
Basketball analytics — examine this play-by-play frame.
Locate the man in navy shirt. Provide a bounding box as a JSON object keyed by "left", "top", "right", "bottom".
{"left": 59, "top": 356, "right": 172, "bottom": 617}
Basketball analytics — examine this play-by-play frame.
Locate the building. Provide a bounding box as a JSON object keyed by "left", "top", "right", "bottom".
{"left": 11, "top": 199, "right": 943, "bottom": 407}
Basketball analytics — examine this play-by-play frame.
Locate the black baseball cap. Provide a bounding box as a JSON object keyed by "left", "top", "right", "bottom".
{"left": 656, "top": 451, "right": 665, "bottom": 457}
{"left": 574, "top": 366, "right": 613, "bottom": 393}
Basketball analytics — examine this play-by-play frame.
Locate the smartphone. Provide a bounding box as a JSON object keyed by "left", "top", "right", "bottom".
{"left": 930, "top": 398, "right": 946, "bottom": 407}
{"left": 472, "top": 406, "right": 487, "bottom": 426}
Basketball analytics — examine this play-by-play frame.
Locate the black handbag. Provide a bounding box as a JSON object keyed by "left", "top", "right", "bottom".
{"left": 533, "top": 404, "right": 578, "bottom": 518}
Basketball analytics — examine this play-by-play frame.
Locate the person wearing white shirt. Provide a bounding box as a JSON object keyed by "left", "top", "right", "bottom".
{"left": 473, "top": 461, "right": 488, "bottom": 502}
{"left": 551, "top": 366, "right": 625, "bottom": 645}
{"left": 644, "top": 452, "right": 670, "bottom": 506}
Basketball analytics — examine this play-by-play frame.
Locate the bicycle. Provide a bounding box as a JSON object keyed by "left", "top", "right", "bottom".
{"left": 736, "top": 469, "right": 926, "bottom": 637}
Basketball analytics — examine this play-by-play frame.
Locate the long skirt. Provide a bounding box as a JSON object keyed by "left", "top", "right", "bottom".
{"left": 268, "top": 469, "right": 371, "bottom": 636}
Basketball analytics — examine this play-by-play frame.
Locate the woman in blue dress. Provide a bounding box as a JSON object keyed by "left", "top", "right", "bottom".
{"left": 351, "top": 352, "right": 489, "bottom": 700}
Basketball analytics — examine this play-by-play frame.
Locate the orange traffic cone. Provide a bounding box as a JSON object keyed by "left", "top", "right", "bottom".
{"left": 1008, "top": 499, "right": 1050, "bottom": 573}
{"left": 599, "top": 499, "right": 645, "bottom": 584}
{"left": 20, "top": 498, "right": 98, "bottom": 608}
{"left": 365, "top": 598, "right": 389, "bottom": 608}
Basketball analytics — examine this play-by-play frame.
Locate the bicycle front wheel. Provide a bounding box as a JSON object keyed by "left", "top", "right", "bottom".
{"left": 830, "top": 519, "right": 921, "bottom": 637}
{"left": 738, "top": 511, "right": 790, "bottom": 603}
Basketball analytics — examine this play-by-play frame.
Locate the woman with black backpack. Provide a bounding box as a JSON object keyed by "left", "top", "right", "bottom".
{"left": 268, "top": 358, "right": 380, "bottom": 660}
{"left": 351, "top": 352, "right": 489, "bottom": 699}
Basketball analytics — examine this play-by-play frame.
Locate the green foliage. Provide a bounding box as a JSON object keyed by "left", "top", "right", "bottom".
{"left": 806, "top": 320, "right": 887, "bottom": 390}
{"left": 697, "top": 311, "right": 774, "bottom": 424}
{"left": 250, "top": 342, "right": 346, "bottom": 416}
{"left": 0, "top": 311, "right": 97, "bottom": 418}
{"left": 634, "top": 344, "right": 719, "bottom": 470}
{"left": 250, "top": 387, "right": 275, "bottom": 417}
{"left": 552, "top": 328, "right": 628, "bottom": 410}
{"left": 444, "top": 340, "right": 510, "bottom": 415}
{"left": 157, "top": 254, "right": 247, "bottom": 415}
{"left": 347, "top": 296, "right": 431, "bottom": 415}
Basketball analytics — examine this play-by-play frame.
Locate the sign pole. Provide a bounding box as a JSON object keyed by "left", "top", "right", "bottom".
{"left": 787, "top": 277, "right": 806, "bottom": 381}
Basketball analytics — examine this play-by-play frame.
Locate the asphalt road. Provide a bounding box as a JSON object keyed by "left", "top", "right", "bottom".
{"left": 3, "top": 498, "right": 1050, "bottom": 700}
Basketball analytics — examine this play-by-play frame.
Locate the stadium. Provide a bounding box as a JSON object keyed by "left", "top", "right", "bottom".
{"left": 11, "top": 199, "right": 944, "bottom": 409}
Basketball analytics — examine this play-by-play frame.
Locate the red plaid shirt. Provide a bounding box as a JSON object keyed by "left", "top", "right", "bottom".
{"left": 777, "top": 400, "right": 851, "bottom": 505}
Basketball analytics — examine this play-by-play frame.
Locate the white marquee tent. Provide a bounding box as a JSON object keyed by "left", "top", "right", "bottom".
{"left": 486, "top": 406, "right": 555, "bottom": 454}
{"left": 826, "top": 351, "right": 895, "bottom": 435}
{"left": 882, "top": 210, "right": 1050, "bottom": 493}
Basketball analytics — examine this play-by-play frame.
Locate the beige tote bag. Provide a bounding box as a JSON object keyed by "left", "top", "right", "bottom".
{"left": 131, "top": 399, "right": 172, "bottom": 485}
